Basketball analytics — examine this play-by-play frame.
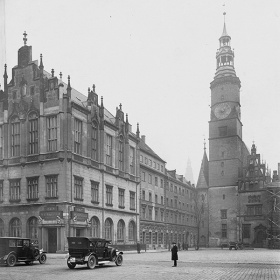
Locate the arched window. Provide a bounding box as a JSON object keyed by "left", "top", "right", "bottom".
{"left": 11, "top": 116, "right": 20, "bottom": 157}
{"left": 104, "top": 218, "right": 113, "bottom": 241}
{"left": 91, "top": 121, "right": 98, "bottom": 161}
{"left": 28, "top": 217, "right": 38, "bottom": 239}
{"left": 0, "top": 218, "right": 4, "bottom": 236}
{"left": 10, "top": 218, "right": 21, "bottom": 237}
{"left": 128, "top": 220, "right": 136, "bottom": 242}
{"left": 117, "top": 219, "right": 125, "bottom": 242}
{"left": 118, "top": 135, "right": 124, "bottom": 171}
{"left": 29, "top": 112, "right": 39, "bottom": 154}
{"left": 90, "top": 216, "right": 100, "bottom": 237}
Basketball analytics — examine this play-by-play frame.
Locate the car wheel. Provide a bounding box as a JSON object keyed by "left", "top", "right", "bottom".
{"left": 67, "top": 258, "right": 76, "bottom": 269}
{"left": 7, "top": 254, "right": 17, "bottom": 267}
{"left": 87, "top": 255, "right": 96, "bottom": 269}
{"left": 39, "top": 253, "right": 47, "bottom": 264}
{"left": 115, "top": 254, "right": 123, "bottom": 266}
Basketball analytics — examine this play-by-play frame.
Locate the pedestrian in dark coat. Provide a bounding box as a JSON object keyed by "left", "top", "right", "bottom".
{"left": 171, "top": 242, "right": 178, "bottom": 267}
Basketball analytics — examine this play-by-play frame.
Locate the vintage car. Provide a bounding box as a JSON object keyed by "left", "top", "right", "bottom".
{"left": 67, "top": 237, "right": 123, "bottom": 269}
{"left": 0, "top": 237, "right": 47, "bottom": 267}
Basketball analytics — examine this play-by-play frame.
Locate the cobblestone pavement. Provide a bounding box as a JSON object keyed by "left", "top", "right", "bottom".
{"left": 1, "top": 248, "right": 279, "bottom": 280}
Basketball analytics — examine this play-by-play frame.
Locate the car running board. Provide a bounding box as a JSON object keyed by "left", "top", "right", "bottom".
{"left": 98, "top": 261, "right": 111, "bottom": 265}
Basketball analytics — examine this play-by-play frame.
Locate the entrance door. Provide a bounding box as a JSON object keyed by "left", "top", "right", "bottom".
{"left": 76, "top": 228, "right": 84, "bottom": 237}
{"left": 48, "top": 228, "right": 57, "bottom": 253}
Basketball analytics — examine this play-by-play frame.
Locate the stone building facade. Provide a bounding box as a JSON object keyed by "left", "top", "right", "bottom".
{"left": 0, "top": 35, "right": 140, "bottom": 252}
{"left": 139, "top": 136, "right": 196, "bottom": 249}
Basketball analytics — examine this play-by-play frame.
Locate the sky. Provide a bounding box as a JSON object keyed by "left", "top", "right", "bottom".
{"left": 1, "top": 0, "right": 280, "bottom": 184}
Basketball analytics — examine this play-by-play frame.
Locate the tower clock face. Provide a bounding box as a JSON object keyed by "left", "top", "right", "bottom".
{"left": 214, "top": 102, "right": 231, "bottom": 119}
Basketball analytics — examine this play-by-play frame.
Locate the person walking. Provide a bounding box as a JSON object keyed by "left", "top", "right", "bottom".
{"left": 171, "top": 242, "right": 178, "bottom": 267}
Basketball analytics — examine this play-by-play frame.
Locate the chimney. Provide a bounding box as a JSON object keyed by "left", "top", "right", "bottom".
{"left": 141, "top": 135, "right": 146, "bottom": 143}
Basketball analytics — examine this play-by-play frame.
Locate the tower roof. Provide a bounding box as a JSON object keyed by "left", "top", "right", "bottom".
{"left": 221, "top": 22, "right": 230, "bottom": 38}
{"left": 196, "top": 149, "right": 209, "bottom": 189}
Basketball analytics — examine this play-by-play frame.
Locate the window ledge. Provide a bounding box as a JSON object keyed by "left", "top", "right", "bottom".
{"left": 74, "top": 198, "right": 84, "bottom": 201}
{"left": 45, "top": 196, "right": 59, "bottom": 199}
{"left": 27, "top": 198, "right": 39, "bottom": 202}
{"left": 118, "top": 205, "right": 125, "bottom": 209}
{"left": 106, "top": 203, "right": 113, "bottom": 207}
{"left": 91, "top": 201, "right": 100, "bottom": 205}
{"left": 9, "top": 199, "right": 21, "bottom": 203}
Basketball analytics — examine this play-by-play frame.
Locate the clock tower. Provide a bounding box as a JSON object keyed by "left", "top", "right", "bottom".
{"left": 209, "top": 14, "right": 244, "bottom": 188}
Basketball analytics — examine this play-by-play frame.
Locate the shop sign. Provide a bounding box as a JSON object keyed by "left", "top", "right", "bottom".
{"left": 74, "top": 206, "right": 85, "bottom": 212}
{"left": 44, "top": 206, "right": 58, "bottom": 211}
{"left": 39, "top": 210, "right": 63, "bottom": 220}
{"left": 71, "top": 211, "right": 88, "bottom": 222}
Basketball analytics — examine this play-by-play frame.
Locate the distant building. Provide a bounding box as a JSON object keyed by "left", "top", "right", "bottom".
{"left": 185, "top": 157, "right": 195, "bottom": 185}
{"left": 0, "top": 34, "right": 140, "bottom": 252}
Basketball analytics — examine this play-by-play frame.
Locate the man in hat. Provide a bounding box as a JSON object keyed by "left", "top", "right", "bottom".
{"left": 171, "top": 242, "right": 178, "bottom": 267}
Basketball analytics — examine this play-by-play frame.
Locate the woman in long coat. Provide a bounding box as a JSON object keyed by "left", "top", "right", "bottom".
{"left": 171, "top": 242, "right": 178, "bottom": 267}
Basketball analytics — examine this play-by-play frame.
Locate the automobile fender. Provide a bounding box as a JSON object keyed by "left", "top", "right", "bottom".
{"left": 4, "top": 251, "right": 17, "bottom": 261}
{"left": 116, "top": 251, "right": 123, "bottom": 256}
{"left": 84, "top": 253, "right": 97, "bottom": 262}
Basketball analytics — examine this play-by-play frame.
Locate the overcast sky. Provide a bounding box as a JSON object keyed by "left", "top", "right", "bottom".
{"left": 1, "top": 0, "right": 280, "bottom": 183}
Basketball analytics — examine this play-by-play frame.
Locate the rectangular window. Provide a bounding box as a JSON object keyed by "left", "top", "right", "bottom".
{"left": 160, "top": 179, "right": 163, "bottom": 188}
{"left": 74, "top": 177, "right": 83, "bottom": 200}
{"left": 170, "top": 184, "right": 173, "bottom": 192}
{"left": 29, "top": 117, "right": 38, "bottom": 154}
{"left": 47, "top": 116, "right": 57, "bottom": 152}
{"left": 155, "top": 209, "right": 158, "bottom": 221}
{"left": 91, "top": 181, "right": 99, "bottom": 203}
{"left": 130, "top": 191, "right": 135, "bottom": 210}
{"left": 247, "top": 205, "right": 262, "bottom": 215}
{"left": 91, "top": 124, "right": 98, "bottom": 161}
{"left": 155, "top": 177, "right": 158, "bottom": 186}
{"left": 0, "top": 126, "right": 2, "bottom": 160}
{"left": 221, "top": 224, "right": 227, "bottom": 238}
{"left": 148, "top": 207, "right": 152, "bottom": 220}
{"left": 106, "top": 185, "right": 113, "bottom": 206}
{"left": 11, "top": 120, "right": 20, "bottom": 156}
{"left": 142, "top": 190, "right": 145, "bottom": 200}
{"left": 140, "top": 155, "right": 143, "bottom": 162}
{"left": 0, "top": 181, "right": 3, "bottom": 202}
{"left": 9, "top": 180, "right": 20, "bottom": 201}
{"left": 161, "top": 196, "right": 164, "bottom": 205}
{"left": 155, "top": 194, "right": 158, "bottom": 204}
{"left": 221, "top": 209, "right": 227, "bottom": 219}
{"left": 74, "top": 118, "right": 82, "bottom": 154}
{"left": 106, "top": 134, "right": 112, "bottom": 166}
{"left": 149, "top": 192, "right": 152, "bottom": 202}
{"left": 174, "top": 186, "right": 177, "bottom": 193}
{"left": 46, "top": 175, "right": 58, "bottom": 198}
{"left": 27, "top": 177, "right": 38, "bottom": 200}
{"left": 160, "top": 210, "right": 164, "bottom": 222}
{"left": 119, "top": 188, "right": 125, "bottom": 208}
{"left": 242, "top": 224, "right": 251, "bottom": 239}
{"left": 166, "top": 197, "right": 168, "bottom": 206}
{"left": 141, "top": 171, "right": 146, "bottom": 182}
{"left": 219, "top": 126, "right": 228, "bottom": 137}
{"left": 129, "top": 146, "right": 135, "bottom": 174}
{"left": 148, "top": 174, "right": 152, "bottom": 184}
{"left": 118, "top": 137, "right": 124, "bottom": 171}
{"left": 142, "top": 206, "right": 146, "bottom": 219}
